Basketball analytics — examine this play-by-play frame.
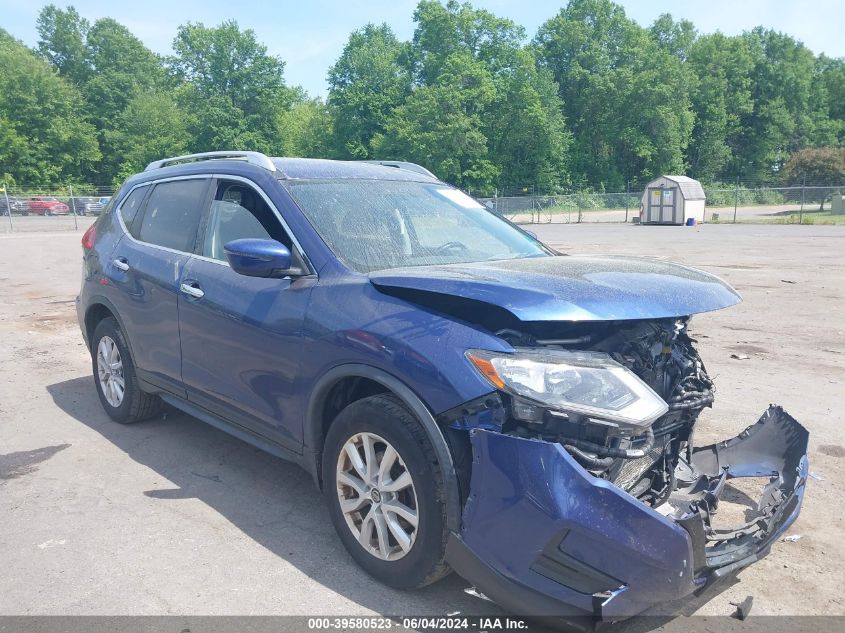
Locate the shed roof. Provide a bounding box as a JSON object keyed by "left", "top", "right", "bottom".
{"left": 660, "top": 175, "right": 706, "bottom": 200}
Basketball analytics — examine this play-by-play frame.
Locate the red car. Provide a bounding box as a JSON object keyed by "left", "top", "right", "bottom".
{"left": 28, "top": 196, "right": 70, "bottom": 215}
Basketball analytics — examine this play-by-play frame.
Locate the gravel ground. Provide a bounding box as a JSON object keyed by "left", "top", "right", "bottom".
{"left": 0, "top": 223, "right": 842, "bottom": 622}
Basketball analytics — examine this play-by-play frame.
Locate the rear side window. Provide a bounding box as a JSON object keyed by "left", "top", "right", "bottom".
{"left": 119, "top": 185, "right": 149, "bottom": 230}
{"left": 135, "top": 179, "right": 208, "bottom": 252}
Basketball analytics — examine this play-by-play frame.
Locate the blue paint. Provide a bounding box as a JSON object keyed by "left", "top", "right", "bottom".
{"left": 224, "top": 238, "right": 293, "bottom": 277}
{"left": 371, "top": 255, "right": 742, "bottom": 322}
{"left": 460, "top": 427, "right": 807, "bottom": 619}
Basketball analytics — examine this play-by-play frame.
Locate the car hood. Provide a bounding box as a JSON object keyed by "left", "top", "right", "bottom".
{"left": 369, "top": 255, "right": 741, "bottom": 322}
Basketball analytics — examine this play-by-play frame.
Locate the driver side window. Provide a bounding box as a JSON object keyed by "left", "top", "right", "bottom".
{"left": 202, "top": 181, "right": 291, "bottom": 262}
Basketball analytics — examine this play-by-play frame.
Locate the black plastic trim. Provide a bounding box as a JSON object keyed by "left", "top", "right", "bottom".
{"left": 530, "top": 533, "right": 623, "bottom": 595}
{"left": 159, "top": 393, "right": 305, "bottom": 467}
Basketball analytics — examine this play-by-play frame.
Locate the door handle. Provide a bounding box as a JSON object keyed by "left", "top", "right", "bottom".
{"left": 180, "top": 282, "right": 204, "bottom": 299}
{"left": 113, "top": 257, "right": 129, "bottom": 272}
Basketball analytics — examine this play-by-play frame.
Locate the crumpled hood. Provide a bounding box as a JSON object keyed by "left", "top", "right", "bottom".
{"left": 369, "top": 255, "right": 741, "bottom": 322}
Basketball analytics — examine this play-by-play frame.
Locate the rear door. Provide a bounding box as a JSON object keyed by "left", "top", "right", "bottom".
{"left": 178, "top": 177, "right": 315, "bottom": 450}
{"left": 109, "top": 177, "right": 211, "bottom": 396}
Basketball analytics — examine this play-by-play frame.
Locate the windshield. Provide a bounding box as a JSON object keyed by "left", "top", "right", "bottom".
{"left": 285, "top": 180, "right": 551, "bottom": 272}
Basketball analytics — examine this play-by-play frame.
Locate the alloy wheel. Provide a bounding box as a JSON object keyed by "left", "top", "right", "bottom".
{"left": 335, "top": 432, "right": 419, "bottom": 561}
{"left": 97, "top": 335, "right": 125, "bottom": 407}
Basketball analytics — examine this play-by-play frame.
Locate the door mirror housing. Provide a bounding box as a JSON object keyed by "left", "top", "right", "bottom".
{"left": 223, "top": 239, "right": 303, "bottom": 278}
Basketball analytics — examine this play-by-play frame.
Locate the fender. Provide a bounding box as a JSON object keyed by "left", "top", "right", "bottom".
{"left": 304, "top": 363, "right": 462, "bottom": 532}
{"left": 82, "top": 294, "right": 134, "bottom": 356}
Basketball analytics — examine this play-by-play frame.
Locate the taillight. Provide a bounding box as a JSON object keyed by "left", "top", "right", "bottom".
{"left": 81, "top": 224, "right": 97, "bottom": 250}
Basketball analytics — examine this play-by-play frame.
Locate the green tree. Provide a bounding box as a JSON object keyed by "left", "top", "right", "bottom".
{"left": 278, "top": 96, "right": 334, "bottom": 157}
{"left": 85, "top": 18, "right": 166, "bottom": 123}
{"left": 410, "top": 0, "right": 524, "bottom": 84}
{"left": 736, "top": 28, "right": 835, "bottom": 181}
{"left": 327, "top": 24, "right": 410, "bottom": 158}
{"left": 85, "top": 18, "right": 168, "bottom": 181}
{"left": 686, "top": 33, "right": 755, "bottom": 181}
{"left": 649, "top": 13, "right": 696, "bottom": 61}
{"left": 782, "top": 147, "right": 845, "bottom": 209}
{"left": 782, "top": 147, "right": 845, "bottom": 185}
{"left": 36, "top": 4, "right": 90, "bottom": 84}
{"left": 392, "top": 0, "right": 570, "bottom": 190}
{"left": 812, "top": 55, "right": 845, "bottom": 146}
{"left": 170, "top": 20, "right": 295, "bottom": 154}
{"left": 535, "top": 0, "right": 694, "bottom": 188}
{"left": 0, "top": 29, "right": 99, "bottom": 184}
{"left": 373, "top": 53, "right": 499, "bottom": 191}
{"left": 487, "top": 49, "right": 571, "bottom": 191}
{"left": 105, "top": 91, "right": 190, "bottom": 183}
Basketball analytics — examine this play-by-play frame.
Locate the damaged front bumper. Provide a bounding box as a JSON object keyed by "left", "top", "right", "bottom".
{"left": 445, "top": 406, "right": 808, "bottom": 624}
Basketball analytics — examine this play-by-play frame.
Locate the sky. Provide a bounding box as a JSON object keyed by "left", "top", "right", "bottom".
{"left": 1, "top": 0, "right": 843, "bottom": 98}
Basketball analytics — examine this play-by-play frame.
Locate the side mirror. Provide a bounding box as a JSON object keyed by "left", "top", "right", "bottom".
{"left": 223, "top": 238, "right": 303, "bottom": 278}
{"left": 525, "top": 230, "right": 538, "bottom": 239}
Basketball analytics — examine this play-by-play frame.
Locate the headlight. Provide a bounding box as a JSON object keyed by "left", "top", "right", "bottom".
{"left": 466, "top": 348, "right": 668, "bottom": 429}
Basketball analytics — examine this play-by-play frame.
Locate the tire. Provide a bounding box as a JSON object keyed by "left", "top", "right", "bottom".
{"left": 322, "top": 394, "right": 450, "bottom": 589}
{"left": 91, "top": 317, "right": 162, "bottom": 424}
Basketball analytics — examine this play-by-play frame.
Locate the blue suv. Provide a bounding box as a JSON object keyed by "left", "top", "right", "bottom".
{"left": 77, "top": 151, "right": 808, "bottom": 624}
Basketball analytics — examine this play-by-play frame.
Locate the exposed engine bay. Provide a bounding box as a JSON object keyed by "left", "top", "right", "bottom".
{"left": 443, "top": 318, "right": 713, "bottom": 504}
{"left": 498, "top": 318, "right": 712, "bottom": 505}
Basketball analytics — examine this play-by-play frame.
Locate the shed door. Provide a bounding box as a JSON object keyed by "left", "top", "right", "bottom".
{"left": 647, "top": 187, "right": 677, "bottom": 223}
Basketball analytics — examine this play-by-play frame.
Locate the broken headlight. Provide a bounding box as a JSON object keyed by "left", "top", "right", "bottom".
{"left": 466, "top": 348, "right": 668, "bottom": 429}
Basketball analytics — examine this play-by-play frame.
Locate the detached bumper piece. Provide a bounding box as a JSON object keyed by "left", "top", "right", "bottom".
{"left": 446, "top": 406, "right": 808, "bottom": 624}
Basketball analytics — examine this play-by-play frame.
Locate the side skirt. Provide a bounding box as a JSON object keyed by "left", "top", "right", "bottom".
{"left": 158, "top": 392, "right": 308, "bottom": 470}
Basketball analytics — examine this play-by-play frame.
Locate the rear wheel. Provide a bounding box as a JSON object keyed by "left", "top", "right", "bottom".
{"left": 91, "top": 317, "right": 161, "bottom": 424}
{"left": 322, "top": 394, "right": 450, "bottom": 589}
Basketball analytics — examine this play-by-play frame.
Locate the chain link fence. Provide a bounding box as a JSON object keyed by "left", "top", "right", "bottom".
{"left": 479, "top": 192, "right": 642, "bottom": 224}
{"left": 480, "top": 183, "right": 845, "bottom": 224}
{"left": 1, "top": 184, "right": 116, "bottom": 233}
{"left": 3, "top": 180, "right": 844, "bottom": 233}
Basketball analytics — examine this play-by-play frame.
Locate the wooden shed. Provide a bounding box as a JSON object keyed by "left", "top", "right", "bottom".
{"left": 640, "top": 176, "right": 706, "bottom": 225}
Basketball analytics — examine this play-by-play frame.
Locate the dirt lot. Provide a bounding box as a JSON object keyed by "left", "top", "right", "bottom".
{"left": 0, "top": 223, "right": 843, "bottom": 621}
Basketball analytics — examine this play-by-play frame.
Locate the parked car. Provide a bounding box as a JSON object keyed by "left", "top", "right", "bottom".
{"left": 68, "top": 196, "right": 105, "bottom": 216}
{"left": 0, "top": 195, "right": 29, "bottom": 215}
{"left": 84, "top": 198, "right": 104, "bottom": 215}
{"left": 28, "top": 196, "right": 70, "bottom": 215}
{"left": 94, "top": 196, "right": 111, "bottom": 215}
{"left": 76, "top": 152, "right": 808, "bottom": 624}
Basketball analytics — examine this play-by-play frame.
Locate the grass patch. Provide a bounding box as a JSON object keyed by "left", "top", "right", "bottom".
{"left": 709, "top": 210, "right": 845, "bottom": 225}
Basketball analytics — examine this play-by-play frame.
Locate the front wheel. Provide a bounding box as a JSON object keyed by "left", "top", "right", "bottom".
{"left": 91, "top": 317, "right": 161, "bottom": 424}
{"left": 322, "top": 394, "right": 450, "bottom": 589}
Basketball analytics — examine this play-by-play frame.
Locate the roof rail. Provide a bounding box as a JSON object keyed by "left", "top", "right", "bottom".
{"left": 144, "top": 151, "right": 276, "bottom": 172}
{"left": 359, "top": 160, "right": 436, "bottom": 179}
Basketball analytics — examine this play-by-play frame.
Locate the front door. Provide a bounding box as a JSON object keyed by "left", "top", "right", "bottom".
{"left": 178, "top": 179, "right": 314, "bottom": 450}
